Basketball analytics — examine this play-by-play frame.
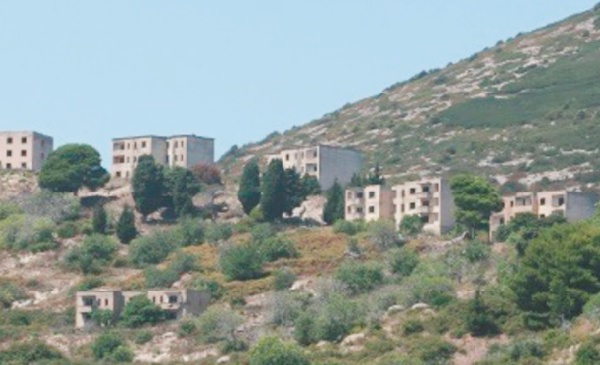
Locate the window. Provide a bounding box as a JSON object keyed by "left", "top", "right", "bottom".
{"left": 558, "top": 197, "right": 565, "bottom": 206}
{"left": 133, "top": 142, "right": 137, "bottom": 149}
{"left": 401, "top": 204, "right": 405, "bottom": 213}
{"left": 174, "top": 155, "right": 178, "bottom": 162}
{"left": 6, "top": 150, "right": 12, "bottom": 157}
{"left": 105, "top": 299, "right": 109, "bottom": 306}
{"left": 368, "top": 206, "right": 375, "bottom": 213}
{"left": 21, "top": 150, "right": 26, "bottom": 157}
{"left": 409, "top": 188, "right": 416, "bottom": 194}
{"left": 510, "top": 201, "right": 514, "bottom": 207}
{"left": 21, "top": 137, "right": 27, "bottom": 144}
{"left": 127, "top": 143, "right": 130, "bottom": 149}
{"left": 175, "top": 141, "right": 179, "bottom": 148}
{"left": 21, "top": 163, "right": 26, "bottom": 169}
{"left": 422, "top": 186, "right": 430, "bottom": 193}
{"left": 6, "top": 163, "right": 11, "bottom": 169}
{"left": 141, "top": 141, "right": 146, "bottom": 148}
{"left": 434, "top": 183, "right": 440, "bottom": 192}
{"left": 168, "top": 295, "right": 178, "bottom": 303}
{"left": 116, "top": 172, "right": 121, "bottom": 178}
{"left": 181, "top": 154, "right": 184, "bottom": 161}
{"left": 356, "top": 192, "right": 364, "bottom": 199}
{"left": 357, "top": 207, "right": 363, "bottom": 213}
{"left": 347, "top": 206, "right": 351, "bottom": 213}
{"left": 285, "top": 154, "right": 290, "bottom": 161}
{"left": 369, "top": 191, "right": 376, "bottom": 198}
{"left": 540, "top": 198, "right": 546, "bottom": 206}
{"left": 409, "top": 202, "right": 416, "bottom": 210}
{"left": 83, "top": 297, "right": 94, "bottom": 306}
{"left": 160, "top": 296, "right": 164, "bottom": 303}
{"left": 422, "top": 200, "right": 429, "bottom": 207}
{"left": 7, "top": 137, "right": 12, "bottom": 144}
{"left": 152, "top": 297, "right": 156, "bottom": 303}
{"left": 401, "top": 190, "right": 405, "bottom": 197}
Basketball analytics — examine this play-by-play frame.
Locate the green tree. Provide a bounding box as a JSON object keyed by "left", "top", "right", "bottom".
{"left": 250, "top": 337, "right": 309, "bottom": 365}
{"left": 65, "top": 234, "right": 117, "bottom": 274}
{"left": 38, "top": 144, "right": 109, "bottom": 193}
{"left": 91, "top": 309, "right": 115, "bottom": 327}
{"left": 511, "top": 222, "right": 600, "bottom": 327}
{"left": 92, "top": 205, "right": 108, "bottom": 234}
{"left": 399, "top": 215, "right": 423, "bottom": 237}
{"left": 116, "top": 206, "right": 137, "bottom": 244}
{"left": 219, "top": 243, "right": 265, "bottom": 281}
{"left": 132, "top": 155, "right": 165, "bottom": 220}
{"left": 164, "top": 166, "right": 201, "bottom": 218}
{"left": 367, "top": 163, "right": 385, "bottom": 185}
{"left": 91, "top": 332, "right": 133, "bottom": 362}
{"left": 323, "top": 179, "right": 345, "bottom": 225}
{"left": 121, "top": 295, "right": 165, "bottom": 328}
{"left": 238, "top": 160, "right": 262, "bottom": 215}
{"left": 348, "top": 172, "right": 365, "bottom": 188}
{"left": 284, "top": 168, "right": 306, "bottom": 216}
{"left": 466, "top": 290, "right": 499, "bottom": 336}
{"left": 450, "top": 174, "right": 502, "bottom": 236}
{"left": 261, "top": 159, "right": 286, "bottom": 222}
{"left": 301, "top": 174, "right": 321, "bottom": 195}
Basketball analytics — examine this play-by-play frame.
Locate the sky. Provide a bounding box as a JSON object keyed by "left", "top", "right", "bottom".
{"left": 0, "top": 1, "right": 597, "bottom": 167}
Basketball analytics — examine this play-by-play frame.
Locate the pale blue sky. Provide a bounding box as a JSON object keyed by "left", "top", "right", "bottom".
{"left": 0, "top": 1, "right": 597, "bottom": 167}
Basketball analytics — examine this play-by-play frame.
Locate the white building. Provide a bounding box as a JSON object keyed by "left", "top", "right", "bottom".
{"left": 0, "top": 131, "right": 53, "bottom": 172}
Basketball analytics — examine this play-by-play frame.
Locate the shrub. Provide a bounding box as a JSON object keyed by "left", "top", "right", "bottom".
{"left": 178, "top": 318, "right": 198, "bottom": 337}
{"left": 466, "top": 290, "right": 500, "bottom": 336}
{"left": 134, "top": 330, "right": 153, "bottom": 344}
{"left": 91, "top": 309, "right": 116, "bottom": 327}
{"left": 219, "top": 243, "right": 264, "bottom": 281}
{"left": 412, "top": 337, "right": 457, "bottom": 365}
{"left": 584, "top": 292, "right": 600, "bottom": 324}
{"left": 272, "top": 267, "right": 297, "bottom": 291}
{"left": 333, "top": 220, "right": 365, "bottom": 236}
{"left": 170, "top": 218, "right": 205, "bottom": 247}
{"left": 0, "top": 340, "right": 64, "bottom": 364}
{"left": 191, "top": 163, "right": 222, "bottom": 185}
{"left": 403, "top": 319, "right": 425, "bottom": 335}
{"left": 0, "top": 215, "right": 57, "bottom": 252}
{"left": 91, "top": 332, "right": 128, "bottom": 360}
{"left": 198, "top": 307, "right": 243, "bottom": 343}
{"left": 65, "top": 234, "right": 117, "bottom": 274}
{"left": 294, "top": 311, "right": 317, "bottom": 346}
{"left": 129, "top": 230, "right": 177, "bottom": 267}
{"left": 15, "top": 191, "right": 80, "bottom": 223}
{"left": 406, "top": 274, "right": 455, "bottom": 307}
{"left": 92, "top": 205, "right": 108, "bottom": 234}
{"left": 389, "top": 248, "right": 420, "bottom": 277}
{"left": 144, "top": 267, "right": 180, "bottom": 288}
{"left": 335, "top": 261, "right": 384, "bottom": 295}
{"left": 576, "top": 339, "right": 600, "bottom": 365}
{"left": 268, "top": 291, "right": 304, "bottom": 326}
{"left": 193, "top": 278, "right": 226, "bottom": 302}
{"left": 256, "top": 236, "right": 299, "bottom": 262}
{"left": 315, "top": 294, "right": 362, "bottom": 342}
{"left": 121, "top": 295, "right": 165, "bottom": 328}
{"left": 464, "top": 240, "right": 491, "bottom": 263}
{"left": 0, "top": 201, "right": 21, "bottom": 221}
{"left": 0, "top": 279, "right": 28, "bottom": 308}
{"left": 368, "top": 220, "right": 402, "bottom": 251}
{"left": 116, "top": 206, "right": 137, "bottom": 244}
{"left": 57, "top": 221, "right": 79, "bottom": 238}
{"left": 399, "top": 215, "right": 423, "bottom": 237}
{"left": 250, "top": 336, "right": 309, "bottom": 365}
{"left": 205, "top": 223, "right": 233, "bottom": 245}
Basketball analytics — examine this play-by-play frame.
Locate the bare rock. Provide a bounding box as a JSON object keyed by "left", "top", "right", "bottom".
{"left": 411, "top": 303, "right": 430, "bottom": 311}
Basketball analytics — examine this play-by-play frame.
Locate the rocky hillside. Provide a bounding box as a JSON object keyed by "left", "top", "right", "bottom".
{"left": 221, "top": 5, "right": 600, "bottom": 192}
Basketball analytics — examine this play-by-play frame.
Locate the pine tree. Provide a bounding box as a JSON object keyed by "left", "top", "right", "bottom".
{"left": 301, "top": 174, "right": 321, "bottom": 195}
{"left": 261, "top": 159, "right": 286, "bottom": 222}
{"left": 284, "top": 168, "right": 305, "bottom": 216}
{"left": 238, "top": 160, "right": 261, "bottom": 215}
{"left": 323, "top": 180, "right": 345, "bottom": 225}
{"left": 164, "top": 167, "right": 201, "bottom": 218}
{"left": 92, "top": 205, "right": 108, "bottom": 234}
{"left": 132, "top": 155, "right": 165, "bottom": 221}
{"left": 116, "top": 206, "right": 137, "bottom": 244}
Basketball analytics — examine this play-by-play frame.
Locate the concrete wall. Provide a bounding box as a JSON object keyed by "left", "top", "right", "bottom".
{"left": 344, "top": 185, "right": 393, "bottom": 222}
{"left": 0, "top": 131, "right": 53, "bottom": 172}
{"left": 173, "top": 136, "right": 214, "bottom": 168}
{"left": 75, "top": 291, "right": 123, "bottom": 329}
{"left": 317, "top": 145, "right": 363, "bottom": 191}
{"left": 566, "top": 192, "right": 598, "bottom": 222}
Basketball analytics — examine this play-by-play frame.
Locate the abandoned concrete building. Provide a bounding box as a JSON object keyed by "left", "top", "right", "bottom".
{"left": 111, "top": 134, "right": 214, "bottom": 179}
{"left": 0, "top": 131, "right": 53, "bottom": 172}
{"left": 344, "top": 177, "right": 456, "bottom": 236}
{"left": 489, "top": 191, "right": 599, "bottom": 240}
{"left": 75, "top": 289, "right": 210, "bottom": 329}
{"left": 268, "top": 145, "right": 363, "bottom": 190}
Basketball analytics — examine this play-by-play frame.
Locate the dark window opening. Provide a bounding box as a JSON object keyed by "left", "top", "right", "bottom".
{"left": 168, "top": 295, "right": 178, "bottom": 303}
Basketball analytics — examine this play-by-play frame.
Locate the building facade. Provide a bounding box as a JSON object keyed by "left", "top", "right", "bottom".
{"left": 75, "top": 289, "right": 210, "bottom": 329}
{"left": 489, "top": 191, "right": 599, "bottom": 240}
{"left": 111, "top": 134, "right": 214, "bottom": 179}
{"left": 0, "top": 131, "right": 53, "bottom": 172}
{"left": 391, "top": 178, "right": 455, "bottom": 235}
{"left": 268, "top": 145, "right": 363, "bottom": 190}
{"left": 345, "top": 185, "right": 394, "bottom": 222}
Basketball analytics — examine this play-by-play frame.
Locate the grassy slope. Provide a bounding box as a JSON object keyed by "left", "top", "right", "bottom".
{"left": 220, "top": 7, "right": 600, "bottom": 191}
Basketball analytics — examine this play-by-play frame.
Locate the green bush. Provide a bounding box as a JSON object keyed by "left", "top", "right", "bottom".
{"left": 178, "top": 318, "right": 198, "bottom": 337}
{"left": 389, "top": 248, "right": 420, "bottom": 277}
{"left": 464, "top": 240, "right": 491, "bottom": 263}
{"left": 193, "top": 277, "right": 226, "bottom": 302}
{"left": 134, "top": 330, "right": 153, "bottom": 345}
{"left": 0, "top": 340, "right": 64, "bottom": 364}
{"left": 0, "top": 215, "right": 57, "bottom": 252}
{"left": 335, "top": 261, "right": 384, "bottom": 295}
{"left": 314, "top": 294, "right": 362, "bottom": 342}
{"left": 412, "top": 337, "right": 457, "bottom": 365}
{"left": 584, "top": 292, "right": 600, "bottom": 324}
{"left": 129, "top": 230, "right": 177, "bottom": 267}
{"left": 250, "top": 336, "right": 309, "bottom": 365}
{"left": 368, "top": 220, "right": 402, "bottom": 251}
{"left": 0, "top": 201, "right": 21, "bottom": 221}
{"left": 116, "top": 206, "right": 137, "bottom": 244}
{"left": 399, "top": 215, "right": 423, "bottom": 237}
{"left": 57, "top": 221, "right": 79, "bottom": 239}
{"left": 205, "top": 223, "right": 233, "bottom": 245}
{"left": 403, "top": 319, "right": 425, "bottom": 335}
{"left": 219, "top": 243, "right": 265, "bottom": 281}
{"left": 144, "top": 267, "right": 179, "bottom": 288}
{"left": 16, "top": 191, "right": 80, "bottom": 223}
{"left": 121, "top": 295, "right": 165, "bottom": 328}
{"left": 0, "top": 279, "right": 28, "bottom": 308}
{"left": 406, "top": 274, "right": 455, "bottom": 307}
{"left": 173, "top": 218, "right": 205, "bottom": 246}
{"left": 294, "top": 311, "right": 317, "bottom": 346}
{"left": 333, "top": 220, "right": 365, "bottom": 236}
{"left": 91, "top": 332, "right": 129, "bottom": 361}
{"left": 576, "top": 339, "right": 600, "bottom": 365}
{"left": 92, "top": 205, "right": 108, "bottom": 234}
{"left": 272, "top": 267, "right": 297, "bottom": 291}
{"left": 198, "top": 307, "right": 243, "bottom": 343}
{"left": 268, "top": 291, "right": 305, "bottom": 326}
{"left": 91, "top": 309, "right": 116, "bottom": 327}
{"left": 256, "top": 236, "right": 299, "bottom": 262}
{"left": 65, "top": 234, "right": 117, "bottom": 274}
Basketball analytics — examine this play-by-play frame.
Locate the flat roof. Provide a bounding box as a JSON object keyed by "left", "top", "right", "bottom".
{"left": 0, "top": 130, "right": 53, "bottom": 139}
{"left": 112, "top": 134, "right": 214, "bottom": 142}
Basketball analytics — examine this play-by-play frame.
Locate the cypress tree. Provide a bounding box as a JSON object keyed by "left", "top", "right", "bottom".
{"left": 132, "top": 155, "right": 165, "bottom": 221}
{"left": 261, "top": 159, "right": 286, "bottom": 222}
{"left": 116, "top": 206, "right": 137, "bottom": 244}
{"left": 92, "top": 205, "right": 108, "bottom": 234}
{"left": 284, "top": 168, "right": 305, "bottom": 216}
{"left": 164, "top": 167, "right": 201, "bottom": 218}
{"left": 323, "top": 180, "right": 345, "bottom": 225}
{"left": 238, "top": 160, "right": 261, "bottom": 215}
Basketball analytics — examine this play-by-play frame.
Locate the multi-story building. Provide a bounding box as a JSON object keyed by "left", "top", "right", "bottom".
{"left": 0, "top": 131, "right": 53, "bottom": 172}
{"left": 391, "top": 178, "right": 455, "bottom": 235}
{"left": 75, "top": 289, "right": 210, "bottom": 329}
{"left": 111, "top": 134, "right": 214, "bottom": 179}
{"left": 268, "top": 145, "right": 363, "bottom": 190}
{"left": 345, "top": 185, "right": 394, "bottom": 222}
{"left": 489, "top": 191, "right": 599, "bottom": 240}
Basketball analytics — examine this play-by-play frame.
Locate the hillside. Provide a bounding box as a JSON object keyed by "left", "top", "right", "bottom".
{"left": 221, "top": 6, "right": 600, "bottom": 192}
